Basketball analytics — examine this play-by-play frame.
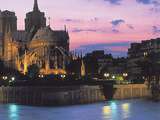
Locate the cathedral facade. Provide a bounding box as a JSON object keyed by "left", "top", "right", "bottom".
{"left": 0, "top": 0, "right": 70, "bottom": 75}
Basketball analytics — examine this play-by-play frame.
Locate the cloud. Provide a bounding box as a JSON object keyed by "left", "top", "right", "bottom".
{"left": 104, "top": 0, "right": 122, "bottom": 5}
{"left": 76, "top": 42, "right": 130, "bottom": 57}
{"left": 111, "top": 19, "right": 125, "bottom": 26}
{"left": 149, "top": 1, "right": 160, "bottom": 12}
{"left": 64, "top": 19, "right": 73, "bottom": 22}
{"left": 150, "top": 7, "right": 160, "bottom": 12}
{"left": 72, "top": 28, "right": 97, "bottom": 33}
{"left": 110, "top": 19, "right": 134, "bottom": 33}
{"left": 112, "top": 29, "right": 120, "bottom": 33}
{"left": 71, "top": 28, "right": 106, "bottom": 33}
{"left": 62, "top": 19, "right": 81, "bottom": 23}
{"left": 110, "top": 19, "right": 125, "bottom": 33}
{"left": 90, "top": 17, "right": 99, "bottom": 22}
{"left": 136, "top": 0, "right": 160, "bottom": 7}
{"left": 127, "top": 24, "right": 134, "bottom": 30}
{"left": 152, "top": 26, "right": 160, "bottom": 34}
{"left": 152, "top": 1, "right": 160, "bottom": 6}
{"left": 63, "top": 17, "right": 99, "bottom": 23}
{"left": 136, "top": 0, "right": 152, "bottom": 4}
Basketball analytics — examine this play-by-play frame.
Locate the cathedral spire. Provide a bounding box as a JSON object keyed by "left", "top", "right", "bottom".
{"left": 33, "top": 0, "right": 39, "bottom": 11}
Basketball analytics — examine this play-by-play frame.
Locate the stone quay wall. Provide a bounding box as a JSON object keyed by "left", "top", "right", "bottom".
{"left": 0, "top": 84, "right": 150, "bottom": 106}
{"left": 113, "top": 84, "right": 150, "bottom": 100}
{"left": 0, "top": 86, "right": 105, "bottom": 106}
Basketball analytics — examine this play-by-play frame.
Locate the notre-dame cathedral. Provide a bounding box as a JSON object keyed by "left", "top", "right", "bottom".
{"left": 0, "top": 0, "right": 70, "bottom": 75}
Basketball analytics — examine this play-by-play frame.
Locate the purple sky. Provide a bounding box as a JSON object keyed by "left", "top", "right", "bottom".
{"left": 0, "top": 0, "right": 160, "bottom": 57}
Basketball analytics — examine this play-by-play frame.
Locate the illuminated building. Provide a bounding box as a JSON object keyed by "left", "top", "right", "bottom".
{"left": 0, "top": 10, "right": 17, "bottom": 58}
{"left": 128, "top": 38, "right": 160, "bottom": 80}
{"left": 25, "top": 0, "right": 46, "bottom": 39}
{"left": 101, "top": 57, "right": 128, "bottom": 81}
{"left": 0, "top": 0, "right": 70, "bottom": 75}
{"left": 0, "top": 10, "right": 17, "bottom": 34}
{"left": 84, "top": 50, "right": 113, "bottom": 76}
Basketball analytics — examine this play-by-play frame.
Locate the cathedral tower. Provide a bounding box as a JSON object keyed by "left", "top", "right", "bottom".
{"left": 33, "top": 0, "right": 39, "bottom": 11}
{"left": 25, "top": 0, "right": 46, "bottom": 39}
{"left": 0, "top": 10, "right": 17, "bottom": 57}
{"left": 0, "top": 10, "right": 17, "bottom": 34}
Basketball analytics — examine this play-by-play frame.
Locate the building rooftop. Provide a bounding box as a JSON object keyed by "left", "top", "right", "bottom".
{"left": 12, "top": 31, "right": 28, "bottom": 42}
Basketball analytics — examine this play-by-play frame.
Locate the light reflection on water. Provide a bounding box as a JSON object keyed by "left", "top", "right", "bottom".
{"left": 122, "top": 103, "right": 130, "bottom": 119}
{"left": 103, "top": 101, "right": 118, "bottom": 119}
{"left": 8, "top": 104, "right": 19, "bottom": 120}
{"left": 0, "top": 99, "right": 159, "bottom": 120}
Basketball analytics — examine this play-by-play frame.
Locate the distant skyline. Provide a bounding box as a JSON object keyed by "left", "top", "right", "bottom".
{"left": 0, "top": 0, "right": 160, "bottom": 57}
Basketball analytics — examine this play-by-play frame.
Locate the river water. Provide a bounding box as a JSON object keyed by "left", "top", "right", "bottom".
{"left": 0, "top": 99, "right": 160, "bottom": 120}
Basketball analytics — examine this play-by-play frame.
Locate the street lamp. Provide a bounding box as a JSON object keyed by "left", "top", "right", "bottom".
{"left": 2, "top": 76, "right": 8, "bottom": 80}
{"left": 11, "top": 77, "right": 15, "bottom": 81}
{"left": 112, "top": 75, "right": 115, "bottom": 79}
{"left": 61, "top": 74, "right": 66, "bottom": 79}
{"left": 104, "top": 73, "right": 110, "bottom": 78}
{"left": 38, "top": 75, "right": 44, "bottom": 78}
{"left": 123, "top": 73, "right": 128, "bottom": 77}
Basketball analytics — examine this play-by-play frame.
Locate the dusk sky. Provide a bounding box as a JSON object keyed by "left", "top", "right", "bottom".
{"left": 0, "top": 0, "right": 160, "bottom": 57}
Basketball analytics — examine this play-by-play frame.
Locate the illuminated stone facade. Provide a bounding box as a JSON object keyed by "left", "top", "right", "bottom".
{"left": 0, "top": 10, "right": 17, "bottom": 58}
{"left": 0, "top": 0, "right": 70, "bottom": 75}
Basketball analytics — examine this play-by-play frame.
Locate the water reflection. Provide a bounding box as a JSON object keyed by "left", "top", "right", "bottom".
{"left": 8, "top": 104, "right": 19, "bottom": 120}
{"left": 122, "top": 103, "right": 130, "bottom": 119}
{"left": 110, "top": 102, "right": 117, "bottom": 110}
{"left": 103, "top": 106, "right": 111, "bottom": 115}
{"left": 103, "top": 101, "right": 117, "bottom": 119}
{"left": 103, "top": 101, "right": 132, "bottom": 120}
{"left": 0, "top": 99, "right": 159, "bottom": 120}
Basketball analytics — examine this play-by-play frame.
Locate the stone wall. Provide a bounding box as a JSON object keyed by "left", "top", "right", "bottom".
{"left": 0, "top": 84, "right": 150, "bottom": 106}
{"left": 0, "top": 86, "right": 105, "bottom": 106}
{"left": 113, "top": 84, "right": 150, "bottom": 100}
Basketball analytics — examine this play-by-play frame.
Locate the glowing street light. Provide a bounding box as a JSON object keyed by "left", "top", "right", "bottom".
{"left": 2, "top": 76, "right": 8, "bottom": 80}
{"left": 123, "top": 73, "right": 128, "bottom": 77}
{"left": 38, "top": 75, "right": 44, "bottom": 78}
{"left": 11, "top": 77, "right": 15, "bottom": 81}
{"left": 61, "top": 74, "right": 66, "bottom": 79}
{"left": 112, "top": 75, "right": 116, "bottom": 79}
{"left": 104, "top": 73, "right": 110, "bottom": 78}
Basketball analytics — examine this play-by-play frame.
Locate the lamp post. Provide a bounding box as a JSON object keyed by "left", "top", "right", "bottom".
{"left": 61, "top": 74, "right": 66, "bottom": 79}
{"left": 123, "top": 73, "right": 128, "bottom": 77}
{"left": 2, "top": 76, "right": 8, "bottom": 80}
{"left": 104, "top": 73, "right": 110, "bottom": 80}
{"left": 11, "top": 77, "right": 15, "bottom": 81}
{"left": 38, "top": 75, "right": 44, "bottom": 78}
{"left": 112, "top": 75, "right": 115, "bottom": 79}
{"left": 123, "top": 73, "right": 128, "bottom": 83}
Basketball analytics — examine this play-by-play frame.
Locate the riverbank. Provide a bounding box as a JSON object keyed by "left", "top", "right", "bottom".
{"left": 0, "top": 86, "right": 105, "bottom": 106}
{"left": 0, "top": 84, "right": 150, "bottom": 106}
{"left": 113, "top": 84, "right": 150, "bottom": 100}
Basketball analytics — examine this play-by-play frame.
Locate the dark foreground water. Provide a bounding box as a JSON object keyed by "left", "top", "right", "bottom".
{"left": 1, "top": 99, "right": 160, "bottom": 120}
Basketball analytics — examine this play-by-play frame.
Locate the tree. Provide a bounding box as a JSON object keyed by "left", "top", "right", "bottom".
{"left": 27, "top": 64, "right": 40, "bottom": 79}
{"left": 0, "top": 59, "right": 4, "bottom": 68}
{"left": 136, "top": 53, "right": 160, "bottom": 100}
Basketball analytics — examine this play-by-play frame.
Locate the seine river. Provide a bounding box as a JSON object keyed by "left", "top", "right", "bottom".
{"left": 1, "top": 99, "right": 160, "bottom": 120}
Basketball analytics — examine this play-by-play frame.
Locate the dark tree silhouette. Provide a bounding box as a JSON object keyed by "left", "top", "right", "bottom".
{"left": 27, "top": 64, "right": 40, "bottom": 79}
{"left": 136, "top": 53, "right": 160, "bottom": 100}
